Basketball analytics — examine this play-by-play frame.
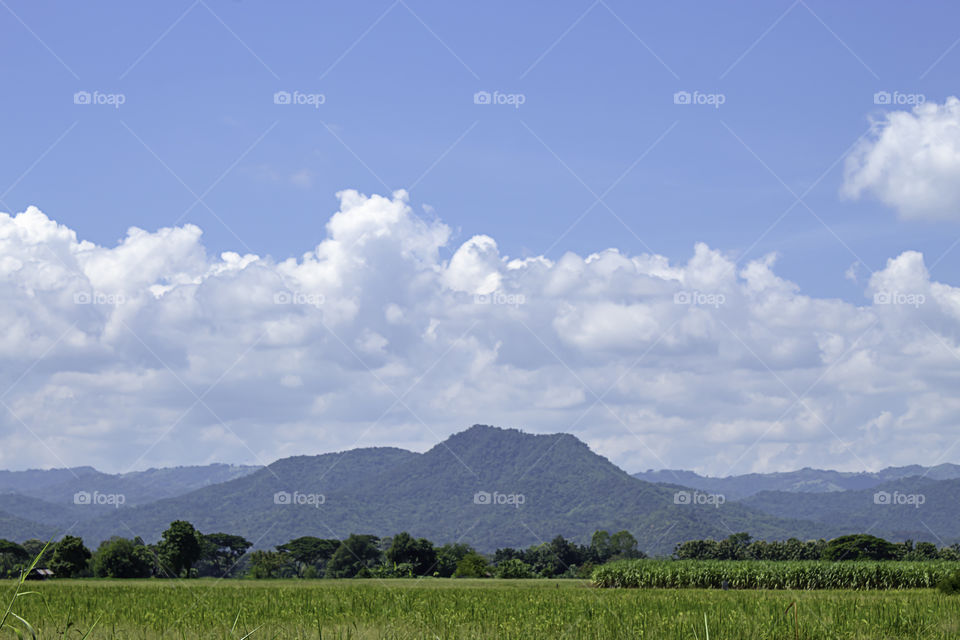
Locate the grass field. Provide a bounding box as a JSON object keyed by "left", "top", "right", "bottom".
{"left": 3, "top": 578, "right": 959, "bottom": 639}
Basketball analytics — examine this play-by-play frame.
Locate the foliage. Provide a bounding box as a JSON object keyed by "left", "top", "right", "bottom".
{"left": 325, "top": 534, "right": 381, "bottom": 578}
{"left": 454, "top": 552, "right": 489, "bottom": 578}
{"left": 91, "top": 537, "right": 155, "bottom": 578}
{"left": 6, "top": 580, "right": 960, "bottom": 638}
{"left": 385, "top": 532, "right": 437, "bottom": 576}
{"left": 198, "top": 532, "right": 252, "bottom": 578}
{"left": 158, "top": 520, "right": 202, "bottom": 578}
{"left": 494, "top": 558, "right": 534, "bottom": 579}
{"left": 593, "top": 559, "right": 957, "bottom": 590}
{"left": 822, "top": 534, "right": 899, "bottom": 561}
{"left": 50, "top": 535, "right": 91, "bottom": 578}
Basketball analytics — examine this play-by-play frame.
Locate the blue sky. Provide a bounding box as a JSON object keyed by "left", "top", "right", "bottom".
{"left": 4, "top": 1, "right": 959, "bottom": 299}
{"left": 3, "top": 2, "right": 960, "bottom": 474}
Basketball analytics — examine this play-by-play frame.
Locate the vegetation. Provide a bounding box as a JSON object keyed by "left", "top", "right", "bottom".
{"left": 593, "top": 559, "right": 958, "bottom": 590}
{"left": 2, "top": 579, "right": 960, "bottom": 638}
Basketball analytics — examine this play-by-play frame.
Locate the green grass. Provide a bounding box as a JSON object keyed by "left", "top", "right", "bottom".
{"left": 592, "top": 559, "right": 958, "bottom": 590}
{"left": 2, "top": 578, "right": 959, "bottom": 639}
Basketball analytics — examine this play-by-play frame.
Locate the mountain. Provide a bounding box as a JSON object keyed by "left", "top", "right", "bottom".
{"left": 741, "top": 477, "right": 960, "bottom": 544}
{"left": 0, "top": 463, "right": 259, "bottom": 506}
{"left": 633, "top": 464, "right": 960, "bottom": 500}
{"left": 0, "top": 510, "right": 57, "bottom": 542}
{"left": 67, "top": 426, "right": 836, "bottom": 555}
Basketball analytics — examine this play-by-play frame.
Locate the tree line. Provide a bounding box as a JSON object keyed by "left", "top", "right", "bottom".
{"left": 0, "top": 522, "right": 644, "bottom": 580}
{"left": 674, "top": 533, "right": 960, "bottom": 562}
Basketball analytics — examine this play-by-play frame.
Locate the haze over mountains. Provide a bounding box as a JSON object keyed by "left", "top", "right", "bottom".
{"left": 0, "top": 426, "right": 956, "bottom": 555}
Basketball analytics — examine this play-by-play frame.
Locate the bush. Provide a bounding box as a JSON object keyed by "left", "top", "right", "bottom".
{"left": 938, "top": 570, "right": 960, "bottom": 594}
{"left": 495, "top": 558, "right": 534, "bottom": 579}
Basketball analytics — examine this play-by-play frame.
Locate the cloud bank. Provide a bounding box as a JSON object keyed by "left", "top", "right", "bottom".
{"left": 1, "top": 190, "right": 959, "bottom": 475}
{"left": 843, "top": 96, "right": 960, "bottom": 220}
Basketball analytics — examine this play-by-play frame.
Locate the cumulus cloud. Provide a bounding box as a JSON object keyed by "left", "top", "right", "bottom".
{"left": 843, "top": 97, "right": 960, "bottom": 220}
{"left": 1, "top": 191, "right": 959, "bottom": 476}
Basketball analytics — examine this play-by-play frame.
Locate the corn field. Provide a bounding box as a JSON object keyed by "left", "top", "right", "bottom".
{"left": 592, "top": 559, "right": 958, "bottom": 590}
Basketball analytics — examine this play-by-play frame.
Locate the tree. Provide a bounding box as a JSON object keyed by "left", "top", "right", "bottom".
{"left": 494, "top": 558, "right": 533, "bottom": 579}
{"left": 0, "top": 539, "right": 29, "bottom": 578}
{"left": 608, "top": 531, "right": 644, "bottom": 560}
{"left": 435, "top": 543, "right": 474, "bottom": 578}
{"left": 385, "top": 532, "right": 437, "bottom": 576}
{"left": 325, "top": 535, "right": 381, "bottom": 578}
{"left": 454, "top": 552, "right": 489, "bottom": 578}
{"left": 277, "top": 536, "right": 339, "bottom": 578}
{"left": 50, "top": 536, "right": 91, "bottom": 578}
{"left": 823, "top": 535, "right": 898, "bottom": 561}
{"left": 92, "top": 537, "right": 155, "bottom": 578}
{"left": 248, "top": 550, "right": 291, "bottom": 579}
{"left": 158, "top": 521, "right": 202, "bottom": 578}
{"left": 199, "top": 533, "right": 253, "bottom": 578}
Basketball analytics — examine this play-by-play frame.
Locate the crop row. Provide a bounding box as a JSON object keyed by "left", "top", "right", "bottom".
{"left": 592, "top": 560, "right": 957, "bottom": 590}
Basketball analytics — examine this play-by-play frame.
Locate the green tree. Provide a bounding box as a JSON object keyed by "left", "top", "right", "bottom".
{"left": 609, "top": 531, "right": 644, "bottom": 560}
{"left": 277, "top": 536, "right": 339, "bottom": 578}
{"left": 325, "top": 535, "right": 381, "bottom": 578}
{"left": 198, "top": 533, "right": 252, "bottom": 578}
{"left": 453, "top": 552, "right": 489, "bottom": 578}
{"left": 92, "top": 537, "right": 154, "bottom": 578}
{"left": 823, "top": 534, "right": 898, "bottom": 561}
{"left": 50, "top": 535, "right": 91, "bottom": 578}
{"left": 494, "top": 558, "right": 533, "bottom": 579}
{"left": 435, "top": 543, "right": 474, "bottom": 578}
{"left": 385, "top": 532, "right": 437, "bottom": 576}
{"left": 158, "top": 520, "right": 202, "bottom": 578}
{"left": 0, "top": 539, "right": 29, "bottom": 578}
{"left": 248, "top": 550, "right": 291, "bottom": 579}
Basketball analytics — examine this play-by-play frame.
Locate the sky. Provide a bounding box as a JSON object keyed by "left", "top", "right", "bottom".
{"left": 2, "top": 1, "right": 960, "bottom": 475}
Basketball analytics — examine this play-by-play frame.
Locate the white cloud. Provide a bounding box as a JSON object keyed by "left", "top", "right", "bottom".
{"left": 2, "top": 190, "right": 960, "bottom": 476}
{"left": 843, "top": 97, "right": 960, "bottom": 220}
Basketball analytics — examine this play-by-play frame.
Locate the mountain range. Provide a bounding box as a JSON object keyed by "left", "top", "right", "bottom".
{"left": 0, "top": 426, "right": 956, "bottom": 555}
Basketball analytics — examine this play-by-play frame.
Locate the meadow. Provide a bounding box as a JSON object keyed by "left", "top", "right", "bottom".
{"left": 3, "top": 578, "right": 959, "bottom": 639}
